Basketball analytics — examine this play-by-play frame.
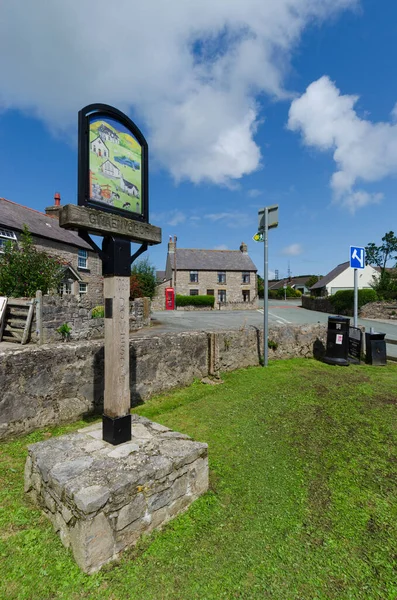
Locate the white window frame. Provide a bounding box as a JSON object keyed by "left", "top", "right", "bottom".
{"left": 242, "top": 271, "right": 250, "bottom": 284}
{"left": 218, "top": 271, "right": 226, "bottom": 284}
{"left": 79, "top": 282, "right": 88, "bottom": 296}
{"left": 0, "top": 228, "right": 17, "bottom": 252}
{"left": 78, "top": 249, "right": 88, "bottom": 269}
{"left": 189, "top": 289, "right": 199, "bottom": 296}
{"left": 190, "top": 270, "right": 198, "bottom": 283}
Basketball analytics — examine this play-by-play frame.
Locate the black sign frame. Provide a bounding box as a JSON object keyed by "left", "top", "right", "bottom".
{"left": 78, "top": 103, "right": 148, "bottom": 223}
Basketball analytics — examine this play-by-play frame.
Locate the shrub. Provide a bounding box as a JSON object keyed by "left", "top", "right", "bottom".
{"left": 275, "top": 286, "right": 302, "bottom": 299}
{"left": 130, "top": 258, "right": 156, "bottom": 299}
{"left": 330, "top": 289, "right": 378, "bottom": 314}
{"left": 91, "top": 305, "right": 104, "bottom": 319}
{"left": 0, "top": 225, "right": 63, "bottom": 297}
{"left": 176, "top": 295, "right": 215, "bottom": 308}
{"left": 56, "top": 323, "right": 71, "bottom": 341}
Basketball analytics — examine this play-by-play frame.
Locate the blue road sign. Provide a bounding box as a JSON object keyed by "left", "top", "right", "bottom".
{"left": 350, "top": 246, "right": 365, "bottom": 269}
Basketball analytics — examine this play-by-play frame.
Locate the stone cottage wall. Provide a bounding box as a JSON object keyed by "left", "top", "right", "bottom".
{"left": 32, "top": 236, "right": 103, "bottom": 305}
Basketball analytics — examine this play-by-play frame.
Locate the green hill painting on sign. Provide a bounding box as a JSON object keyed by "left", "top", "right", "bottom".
{"left": 89, "top": 117, "right": 142, "bottom": 215}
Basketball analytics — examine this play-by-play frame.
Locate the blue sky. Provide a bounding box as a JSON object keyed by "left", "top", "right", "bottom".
{"left": 1, "top": 0, "right": 396, "bottom": 278}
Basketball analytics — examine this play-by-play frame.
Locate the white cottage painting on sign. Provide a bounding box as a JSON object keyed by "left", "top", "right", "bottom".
{"left": 89, "top": 117, "right": 142, "bottom": 215}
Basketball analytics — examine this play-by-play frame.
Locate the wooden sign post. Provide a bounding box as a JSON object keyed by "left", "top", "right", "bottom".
{"left": 60, "top": 104, "right": 161, "bottom": 445}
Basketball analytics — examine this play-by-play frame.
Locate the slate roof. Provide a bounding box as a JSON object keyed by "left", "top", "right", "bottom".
{"left": 156, "top": 270, "right": 168, "bottom": 283}
{"left": 0, "top": 197, "right": 92, "bottom": 250}
{"left": 269, "top": 276, "right": 313, "bottom": 290}
{"left": 310, "top": 262, "right": 349, "bottom": 290}
{"left": 174, "top": 248, "right": 257, "bottom": 271}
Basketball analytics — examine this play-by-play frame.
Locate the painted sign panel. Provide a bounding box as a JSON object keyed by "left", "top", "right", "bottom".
{"left": 350, "top": 246, "right": 365, "bottom": 269}
{"left": 89, "top": 117, "right": 142, "bottom": 216}
{"left": 78, "top": 104, "right": 148, "bottom": 223}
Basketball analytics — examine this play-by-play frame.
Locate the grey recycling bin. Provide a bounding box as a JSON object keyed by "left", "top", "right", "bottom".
{"left": 365, "top": 331, "right": 387, "bottom": 366}
{"left": 323, "top": 315, "right": 350, "bottom": 366}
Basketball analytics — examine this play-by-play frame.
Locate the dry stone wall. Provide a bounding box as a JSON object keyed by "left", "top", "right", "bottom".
{"left": 33, "top": 295, "right": 150, "bottom": 344}
{"left": 0, "top": 324, "right": 327, "bottom": 440}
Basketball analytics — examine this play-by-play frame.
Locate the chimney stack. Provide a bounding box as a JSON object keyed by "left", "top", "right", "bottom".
{"left": 239, "top": 242, "right": 248, "bottom": 253}
{"left": 168, "top": 235, "right": 177, "bottom": 253}
{"left": 45, "top": 192, "right": 62, "bottom": 219}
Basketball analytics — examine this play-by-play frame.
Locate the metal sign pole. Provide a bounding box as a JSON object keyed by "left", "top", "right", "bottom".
{"left": 354, "top": 268, "right": 358, "bottom": 328}
{"left": 263, "top": 208, "right": 269, "bottom": 367}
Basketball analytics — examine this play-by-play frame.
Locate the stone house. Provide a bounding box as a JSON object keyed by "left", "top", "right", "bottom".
{"left": 0, "top": 194, "right": 103, "bottom": 304}
{"left": 155, "top": 236, "right": 258, "bottom": 308}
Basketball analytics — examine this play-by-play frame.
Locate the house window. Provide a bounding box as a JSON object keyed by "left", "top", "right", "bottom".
{"left": 0, "top": 228, "right": 17, "bottom": 252}
{"left": 242, "top": 272, "right": 250, "bottom": 284}
{"left": 190, "top": 270, "right": 198, "bottom": 283}
{"left": 190, "top": 289, "right": 199, "bottom": 296}
{"left": 218, "top": 290, "right": 226, "bottom": 303}
{"left": 79, "top": 282, "right": 88, "bottom": 296}
{"left": 207, "top": 289, "right": 215, "bottom": 296}
{"left": 78, "top": 249, "right": 88, "bottom": 269}
{"left": 59, "top": 281, "right": 73, "bottom": 296}
{"left": 242, "top": 290, "right": 250, "bottom": 302}
{"left": 218, "top": 271, "right": 226, "bottom": 284}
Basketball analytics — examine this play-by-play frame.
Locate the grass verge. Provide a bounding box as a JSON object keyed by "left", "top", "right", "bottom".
{"left": 0, "top": 358, "right": 396, "bottom": 599}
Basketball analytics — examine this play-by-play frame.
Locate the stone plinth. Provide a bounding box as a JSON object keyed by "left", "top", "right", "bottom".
{"left": 25, "top": 416, "right": 208, "bottom": 573}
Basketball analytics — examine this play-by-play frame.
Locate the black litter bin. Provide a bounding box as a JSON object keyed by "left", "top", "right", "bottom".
{"left": 323, "top": 315, "right": 350, "bottom": 366}
{"left": 365, "top": 331, "right": 387, "bottom": 366}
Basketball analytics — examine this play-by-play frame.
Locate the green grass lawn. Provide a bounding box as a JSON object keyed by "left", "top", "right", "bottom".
{"left": 1, "top": 359, "right": 397, "bottom": 599}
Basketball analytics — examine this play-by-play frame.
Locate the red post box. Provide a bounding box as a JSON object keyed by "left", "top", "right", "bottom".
{"left": 165, "top": 288, "right": 175, "bottom": 310}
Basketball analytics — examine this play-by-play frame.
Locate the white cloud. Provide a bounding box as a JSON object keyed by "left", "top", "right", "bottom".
{"left": 0, "top": 0, "right": 356, "bottom": 186}
{"left": 247, "top": 189, "right": 263, "bottom": 198}
{"left": 281, "top": 243, "right": 303, "bottom": 256}
{"left": 151, "top": 209, "right": 186, "bottom": 226}
{"left": 213, "top": 244, "right": 229, "bottom": 250}
{"left": 288, "top": 76, "right": 397, "bottom": 212}
{"left": 204, "top": 211, "right": 253, "bottom": 228}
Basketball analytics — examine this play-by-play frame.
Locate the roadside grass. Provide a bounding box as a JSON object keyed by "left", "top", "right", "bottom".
{"left": 0, "top": 358, "right": 396, "bottom": 599}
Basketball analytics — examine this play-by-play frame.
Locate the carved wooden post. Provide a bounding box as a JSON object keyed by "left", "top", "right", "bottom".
{"left": 59, "top": 103, "right": 161, "bottom": 444}
{"left": 101, "top": 236, "right": 132, "bottom": 444}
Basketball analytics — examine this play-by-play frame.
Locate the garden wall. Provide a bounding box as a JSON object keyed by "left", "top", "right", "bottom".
{"left": 0, "top": 324, "right": 327, "bottom": 440}
{"left": 32, "top": 294, "right": 150, "bottom": 344}
{"left": 301, "top": 296, "right": 334, "bottom": 314}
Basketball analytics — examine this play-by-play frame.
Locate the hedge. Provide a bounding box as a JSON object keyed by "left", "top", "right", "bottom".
{"left": 175, "top": 294, "right": 215, "bottom": 308}
{"left": 329, "top": 289, "right": 377, "bottom": 314}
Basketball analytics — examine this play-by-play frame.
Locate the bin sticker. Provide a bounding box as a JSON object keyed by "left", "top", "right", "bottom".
{"left": 336, "top": 334, "right": 343, "bottom": 345}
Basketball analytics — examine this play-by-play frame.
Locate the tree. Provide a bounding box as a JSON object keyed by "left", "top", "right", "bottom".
{"left": 257, "top": 274, "right": 264, "bottom": 298}
{"left": 305, "top": 275, "right": 319, "bottom": 290}
{"left": 365, "top": 231, "right": 397, "bottom": 273}
{"left": 0, "top": 225, "right": 63, "bottom": 297}
{"left": 366, "top": 232, "right": 397, "bottom": 299}
{"left": 130, "top": 258, "right": 156, "bottom": 299}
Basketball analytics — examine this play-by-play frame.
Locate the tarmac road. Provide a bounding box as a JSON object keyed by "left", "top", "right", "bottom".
{"left": 146, "top": 299, "right": 397, "bottom": 359}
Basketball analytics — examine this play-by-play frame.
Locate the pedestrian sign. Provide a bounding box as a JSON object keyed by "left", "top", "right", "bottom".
{"left": 253, "top": 232, "right": 264, "bottom": 242}
{"left": 350, "top": 246, "right": 365, "bottom": 269}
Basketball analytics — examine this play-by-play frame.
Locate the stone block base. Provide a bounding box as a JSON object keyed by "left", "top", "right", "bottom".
{"left": 25, "top": 416, "right": 208, "bottom": 573}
